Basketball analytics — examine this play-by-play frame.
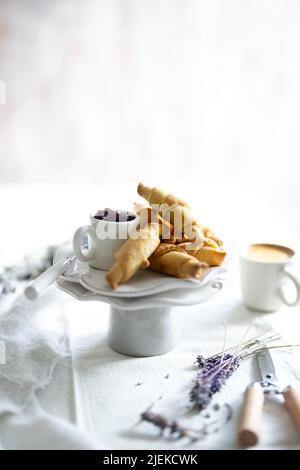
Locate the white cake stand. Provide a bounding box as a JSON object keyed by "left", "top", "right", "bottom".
{"left": 55, "top": 249, "right": 227, "bottom": 357}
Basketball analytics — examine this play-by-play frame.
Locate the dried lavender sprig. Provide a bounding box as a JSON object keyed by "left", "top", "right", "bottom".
{"left": 139, "top": 402, "right": 232, "bottom": 441}
{"left": 190, "top": 353, "right": 240, "bottom": 410}
{"left": 228, "top": 320, "right": 255, "bottom": 368}
{"left": 232, "top": 334, "right": 298, "bottom": 361}
{"left": 193, "top": 333, "right": 276, "bottom": 365}
{"left": 196, "top": 353, "right": 235, "bottom": 379}
{"left": 140, "top": 406, "right": 200, "bottom": 441}
{"left": 242, "top": 343, "right": 300, "bottom": 358}
{"left": 220, "top": 320, "right": 228, "bottom": 365}
{"left": 210, "top": 332, "right": 281, "bottom": 359}
{"left": 237, "top": 334, "right": 282, "bottom": 357}
{"left": 190, "top": 327, "right": 276, "bottom": 411}
{"left": 191, "top": 333, "right": 299, "bottom": 411}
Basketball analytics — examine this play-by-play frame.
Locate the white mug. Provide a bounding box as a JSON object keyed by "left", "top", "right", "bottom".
{"left": 239, "top": 243, "right": 300, "bottom": 312}
{"left": 73, "top": 212, "right": 138, "bottom": 271}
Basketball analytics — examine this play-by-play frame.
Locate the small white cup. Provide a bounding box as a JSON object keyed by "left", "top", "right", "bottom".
{"left": 239, "top": 243, "right": 300, "bottom": 312}
{"left": 73, "top": 212, "right": 138, "bottom": 271}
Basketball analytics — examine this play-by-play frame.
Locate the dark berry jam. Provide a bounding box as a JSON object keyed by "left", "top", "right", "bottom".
{"left": 94, "top": 208, "right": 136, "bottom": 222}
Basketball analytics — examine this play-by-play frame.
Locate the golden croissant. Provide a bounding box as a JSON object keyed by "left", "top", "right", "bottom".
{"left": 137, "top": 206, "right": 176, "bottom": 243}
{"left": 149, "top": 243, "right": 208, "bottom": 279}
{"left": 203, "top": 227, "right": 224, "bottom": 247}
{"left": 138, "top": 183, "right": 204, "bottom": 247}
{"left": 104, "top": 183, "right": 226, "bottom": 288}
{"left": 106, "top": 222, "right": 160, "bottom": 289}
{"left": 188, "top": 245, "right": 227, "bottom": 267}
{"left": 137, "top": 183, "right": 189, "bottom": 208}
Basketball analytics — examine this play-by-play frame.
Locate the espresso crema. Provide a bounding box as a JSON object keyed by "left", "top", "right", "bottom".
{"left": 246, "top": 243, "right": 293, "bottom": 263}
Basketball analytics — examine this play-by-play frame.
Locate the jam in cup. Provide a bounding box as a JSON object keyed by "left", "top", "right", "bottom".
{"left": 73, "top": 209, "right": 137, "bottom": 271}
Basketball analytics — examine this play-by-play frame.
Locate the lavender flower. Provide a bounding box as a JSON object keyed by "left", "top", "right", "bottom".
{"left": 190, "top": 353, "right": 240, "bottom": 410}
{"left": 190, "top": 328, "right": 293, "bottom": 410}
{"left": 139, "top": 402, "right": 233, "bottom": 442}
{"left": 140, "top": 408, "right": 194, "bottom": 440}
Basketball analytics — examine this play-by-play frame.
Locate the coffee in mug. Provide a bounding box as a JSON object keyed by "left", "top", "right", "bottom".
{"left": 239, "top": 243, "right": 300, "bottom": 312}
{"left": 246, "top": 244, "right": 293, "bottom": 263}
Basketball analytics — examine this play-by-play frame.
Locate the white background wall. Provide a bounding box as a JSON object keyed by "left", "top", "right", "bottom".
{"left": 0, "top": 0, "right": 300, "bottom": 232}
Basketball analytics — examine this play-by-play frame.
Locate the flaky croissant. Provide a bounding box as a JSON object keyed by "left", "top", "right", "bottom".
{"left": 106, "top": 222, "right": 160, "bottom": 288}
{"left": 188, "top": 245, "right": 227, "bottom": 267}
{"left": 203, "top": 227, "right": 224, "bottom": 247}
{"left": 137, "top": 207, "right": 176, "bottom": 243}
{"left": 137, "top": 183, "right": 189, "bottom": 208}
{"left": 138, "top": 183, "right": 204, "bottom": 247}
{"left": 149, "top": 243, "right": 208, "bottom": 279}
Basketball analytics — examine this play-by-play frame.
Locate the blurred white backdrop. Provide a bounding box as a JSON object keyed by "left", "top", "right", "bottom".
{"left": 0, "top": 0, "right": 300, "bottom": 231}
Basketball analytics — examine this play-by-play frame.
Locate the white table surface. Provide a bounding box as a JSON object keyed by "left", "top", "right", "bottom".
{"left": 1, "top": 182, "right": 300, "bottom": 450}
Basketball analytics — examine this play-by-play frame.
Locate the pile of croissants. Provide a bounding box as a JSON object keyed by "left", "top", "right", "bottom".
{"left": 106, "top": 183, "right": 226, "bottom": 289}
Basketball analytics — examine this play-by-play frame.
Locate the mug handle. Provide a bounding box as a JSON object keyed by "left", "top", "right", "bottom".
{"left": 73, "top": 225, "right": 97, "bottom": 262}
{"left": 278, "top": 267, "right": 300, "bottom": 307}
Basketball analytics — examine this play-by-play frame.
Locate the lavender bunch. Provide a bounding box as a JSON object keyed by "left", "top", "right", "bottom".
{"left": 189, "top": 326, "right": 290, "bottom": 411}
{"left": 190, "top": 353, "right": 240, "bottom": 410}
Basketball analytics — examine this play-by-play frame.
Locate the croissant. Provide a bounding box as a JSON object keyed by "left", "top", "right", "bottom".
{"left": 149, "top": 243, "right": 208, "bottom": 279}
{"left": 203, "top": 227, "right": 224, "bottom": 247}
{"left": 137, "top": 207, "right": 175, "bottom": 243}
{"left": 178, "top": 226, "right": 225, "bottom": 252}
{"left": 188, "top": 245, "right": 227, "bottom": 267}
{"left": 137, "top": 183, "right": 189, "bottom": 208}
{"left": 138, "top": 183, "right": 204, "bottom": 247}
{"left": 106, "top": 222, "right": 160, "bottom": 289}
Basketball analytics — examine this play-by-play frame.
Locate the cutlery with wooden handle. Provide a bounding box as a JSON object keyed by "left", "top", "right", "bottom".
{"left": 239, "top": 348, "right": 300, "bottom": 447}
{"left": 239, "top": 383, "right": 264, "bottom": 447}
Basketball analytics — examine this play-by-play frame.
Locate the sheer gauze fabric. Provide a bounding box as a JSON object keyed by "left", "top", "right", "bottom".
{"left": 0, "top": 287, "right": 98, "bottom": 449}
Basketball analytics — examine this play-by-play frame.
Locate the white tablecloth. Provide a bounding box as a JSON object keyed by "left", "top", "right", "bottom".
{"left": 1, "top": 183, "right": 300, "bottom": 449}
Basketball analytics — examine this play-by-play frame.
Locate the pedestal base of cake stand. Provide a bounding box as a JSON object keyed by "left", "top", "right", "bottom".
{"left": 55, "top": 244, "right": 227, "bottom": 358}
{"left": 107, "top": 306, "right": 180, "bottom": 357}
{"left": 56, "top": 272, "right": 226, "bottom": 358}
